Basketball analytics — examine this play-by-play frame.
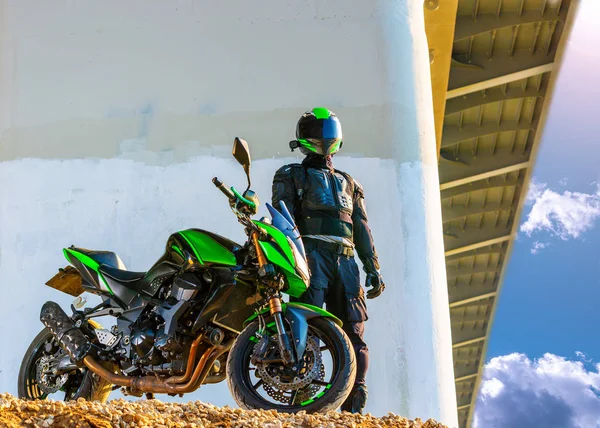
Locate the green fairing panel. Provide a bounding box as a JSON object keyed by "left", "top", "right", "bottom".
{"left": 63, "top": 248, "right": 113, "bottom": 294}
{"left": 245, "top": 302, "right": 342, "bottom": 327}
{"left": 258, "top": 241, "right": 293, "bottom": 273}
{"left": 171, "top": 245, "right": 185, "bottom": 258}
{"left": 290, "top": 302, "right": 342, "bottom": 325}
{"left": 64, "top": 248, "right": 100, "bottom": 270}
{"left": 257, "top": 241, "right": 306, "bottom": 298}
{"left": 178, "top": 230, "right": 237, "bottom": 266}
{"left": 253, "top": 220, "right": 307, "bottom": 297}
{"left": 252, "top": 220, "right": 294, "bottom": 266}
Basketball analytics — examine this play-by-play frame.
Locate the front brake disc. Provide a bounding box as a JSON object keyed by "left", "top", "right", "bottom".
{"left": 254, "top": 335, "right": 325, "bottom": 404}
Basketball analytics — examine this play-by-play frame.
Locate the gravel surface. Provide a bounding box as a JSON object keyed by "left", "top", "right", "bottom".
{"left": 0, "top": 394, "right": 448, "bottom": 427}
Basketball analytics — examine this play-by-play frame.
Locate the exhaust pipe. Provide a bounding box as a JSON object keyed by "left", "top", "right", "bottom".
{"left": 83, "top": 339, "right": 233, "bottom": 394}
{"left": 40, "top": 301, "right": 92, "bottom": 362}
{"left": 165, "top": 332, "right": 205, "bottom": 385}
{"left": 40, "top": 301, "right": 234, "bottom": 394}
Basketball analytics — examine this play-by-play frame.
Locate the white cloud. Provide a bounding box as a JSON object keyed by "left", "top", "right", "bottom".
{"left": 520, "top": 182, "right": 600, "bottom": 247}
{"left": 480, "top": 377, "right": 504, "bottom": 398}
{"left": 576, "top": 351, "right": 594, "bottom": 365}
{"left": 560, "top": 177, "right": 569, "bottom": 187}
{"left": 530, "top": 241, "right": 549, "bottom": 254}
{"left": 473, "top": 353, "right": 600, "bottom": 428}
{"left": 525, "top": 179, "right": 548, "bottom": 204}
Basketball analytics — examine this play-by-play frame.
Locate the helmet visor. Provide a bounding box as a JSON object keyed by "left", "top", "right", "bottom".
{"left": 297, "top": 117, "right": 342, "bottom": 141}
{"left": 299, "top": 138, "right": 342, "bottom": 155}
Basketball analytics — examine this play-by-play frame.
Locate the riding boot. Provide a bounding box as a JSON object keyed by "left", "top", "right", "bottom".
{"left": 340, "top": 384, "right": 368, "bottom": 414}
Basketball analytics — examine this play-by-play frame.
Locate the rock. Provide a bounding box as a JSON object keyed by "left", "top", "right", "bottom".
{"left": 0, "top": 394, "right": 448, "bottom": 428}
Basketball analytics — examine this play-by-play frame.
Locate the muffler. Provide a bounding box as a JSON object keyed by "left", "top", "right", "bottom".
{"left": 40, "top": 301, "right": 92, "bottom": 362}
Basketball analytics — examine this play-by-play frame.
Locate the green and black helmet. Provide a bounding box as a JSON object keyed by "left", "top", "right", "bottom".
{"left": 294, "top": 107, "right": 343, "bottom": 156}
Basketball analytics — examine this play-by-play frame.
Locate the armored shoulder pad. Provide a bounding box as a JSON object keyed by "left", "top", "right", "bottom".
{"left": 334, "top": 168, "right": 353, "bottom": 182}
{"left": 353, "top": 178, "right": 363, "bottom": 190}
{"left": 353, "top": 178, "right": 365, "bottom": 198}
{"left": 274, "top": 163, "right": 301, "bottom": 181}
{"left": 334, "top": 169, "right": 361, "bottom": 195}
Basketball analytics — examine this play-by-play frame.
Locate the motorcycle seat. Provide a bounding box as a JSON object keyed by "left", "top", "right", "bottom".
{"left": 98, "top": 264, "right": 154, "bottom": 297}
{"left": 70, "top": 246, "right": 175, "bottom": 298}
{"left": 99, "top": 263, "right": 176, "bottom": 298}
{"left": 99, "top": 265, "right": 146, "bottom": 283}
{"left": 70, "top": 247, "right": 127, "bottom": 270}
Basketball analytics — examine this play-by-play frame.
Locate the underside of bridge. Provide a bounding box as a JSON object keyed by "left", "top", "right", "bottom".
{"left": 424, "top": 0, "right": 579, "bottom": 426}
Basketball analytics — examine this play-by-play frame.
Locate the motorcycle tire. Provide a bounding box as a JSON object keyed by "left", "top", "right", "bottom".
{"left": 18, "top": 328, "right": 113, "bottom": 402}
{"left": 226, "top": 317, "right": 356, "bottom": 413}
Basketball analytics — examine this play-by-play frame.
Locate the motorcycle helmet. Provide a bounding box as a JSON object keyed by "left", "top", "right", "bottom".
{"left": 293, "top": 107, "right": 343, "bottom": 156}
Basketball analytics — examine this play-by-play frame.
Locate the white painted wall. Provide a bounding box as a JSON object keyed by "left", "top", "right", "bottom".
{"left": 0, "top": 0, "right": 457, "bottom": 425}
{"left": 0, "top": 156, "right": 402, "bottom": 411}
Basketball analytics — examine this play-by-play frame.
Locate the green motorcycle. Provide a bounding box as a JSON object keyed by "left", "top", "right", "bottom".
{"left": 18, "top": 138, "right": 356, "bottom": 413}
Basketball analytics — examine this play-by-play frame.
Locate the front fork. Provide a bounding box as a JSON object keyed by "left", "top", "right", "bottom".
{"left": 269, "top": 296, "right": 295, "bottom": 365}
{"left": 251, "top": 230, "right": 296, "bottom": 365}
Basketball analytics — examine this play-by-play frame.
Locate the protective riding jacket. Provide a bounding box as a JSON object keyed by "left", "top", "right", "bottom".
{"left": 271, "top": 155, "right": 380, "bottom": 272}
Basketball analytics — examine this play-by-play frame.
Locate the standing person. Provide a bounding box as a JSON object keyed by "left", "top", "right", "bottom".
{"left": 271, "top": 107, "right": 386, "bottom": 414}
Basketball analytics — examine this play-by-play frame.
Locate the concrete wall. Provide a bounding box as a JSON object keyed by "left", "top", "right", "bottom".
{"left": 0, "top": 0, "right": 396, "bottom": 161}
{"left": 0, "top": 1, "right": 457, "bottom": 425}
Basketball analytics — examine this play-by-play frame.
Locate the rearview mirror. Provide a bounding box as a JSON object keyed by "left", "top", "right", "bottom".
{"left": 232, "top": 137, "right": 251, "bottom": 189}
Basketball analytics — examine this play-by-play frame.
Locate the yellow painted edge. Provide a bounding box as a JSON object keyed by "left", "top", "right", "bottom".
{"left": 424, "top": 0, "right": 459, "bottom": 156}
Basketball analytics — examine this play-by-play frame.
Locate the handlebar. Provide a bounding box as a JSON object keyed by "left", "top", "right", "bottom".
{"left": 212, "top": 177, "right": 235, "bottom": 201}
{"left": 213, "top": 176, "right": 261, "bottom": 234}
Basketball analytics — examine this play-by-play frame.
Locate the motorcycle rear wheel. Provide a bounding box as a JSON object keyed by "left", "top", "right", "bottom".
{"left": 18, "top": 328, "right": 113, "bottom": 402}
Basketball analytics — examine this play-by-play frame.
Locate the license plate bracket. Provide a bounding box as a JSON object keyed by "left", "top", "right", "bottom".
{"left": 45, "top": 266, "right": 85, "bottom": 297}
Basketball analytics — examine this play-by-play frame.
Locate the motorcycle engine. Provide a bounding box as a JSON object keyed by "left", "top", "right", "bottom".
{"left": 126, "top": 273, "right": 209, "bottom": 371}
{"left": 130, "top": 315, "right": 162, "bottom": 366}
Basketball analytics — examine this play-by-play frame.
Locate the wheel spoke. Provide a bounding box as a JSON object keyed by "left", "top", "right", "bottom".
{"left": 319, "top": 346, "right": 330, "bottom": 351}
{"left": 253, "top": 379, "right": 264, "bottom": 389}
{"left": 311, "top": 379, "right": 329, "bottom": 387}
{"left": 290, "top": 389, "right": 299, "bottom": 405}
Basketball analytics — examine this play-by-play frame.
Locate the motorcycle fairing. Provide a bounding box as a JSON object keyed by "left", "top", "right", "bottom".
{"left": 177, "top": 229, "right": 239, "bottom": 267}
{"left": 63, "top": 248, "right": 113, "bottom": 295}
{"left": 266, "top": 202, "right": 306, "bottom": 260}
{"left": 252, "top": 220, "right": 309, "bottom": 298}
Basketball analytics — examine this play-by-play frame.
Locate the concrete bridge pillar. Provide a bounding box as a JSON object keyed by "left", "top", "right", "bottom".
{"left": 0, "top": 0, "right": 456, "bottom": 425}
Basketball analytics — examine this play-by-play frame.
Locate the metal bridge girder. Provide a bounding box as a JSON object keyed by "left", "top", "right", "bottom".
{"left": 454, "top": 9, "right": 568, "bottom": 41}
{"left": 445, "top": 85, "right": 547, "bottom": 115}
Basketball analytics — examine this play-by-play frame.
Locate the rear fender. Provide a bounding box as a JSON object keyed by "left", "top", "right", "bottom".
{"left": 244, "top": 302, "right": 342, "bottom": 360}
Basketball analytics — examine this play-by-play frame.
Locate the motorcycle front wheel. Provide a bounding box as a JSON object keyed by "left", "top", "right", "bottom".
{"left": 18, "top": 328, "right": 114, "bottom": 402}
{"left": 226, "top": 317, "right": 356, "bottom": 413}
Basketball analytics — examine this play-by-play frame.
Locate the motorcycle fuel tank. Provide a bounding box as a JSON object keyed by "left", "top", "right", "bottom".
{"left": 167, "top": 229, "right": 241, "bottom": 267}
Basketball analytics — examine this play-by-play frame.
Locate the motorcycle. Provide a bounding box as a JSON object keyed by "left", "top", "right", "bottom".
{"left": 17, "top": 138, "right": 356, "bottom": 413}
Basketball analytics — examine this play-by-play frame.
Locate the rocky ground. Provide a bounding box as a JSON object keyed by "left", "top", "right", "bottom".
{"left": 0, "top": 394, "right": 448, "bottom": 428}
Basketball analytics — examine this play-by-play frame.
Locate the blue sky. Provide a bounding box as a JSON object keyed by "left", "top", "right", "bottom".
{"left": 487, "top": 0, "right": 600, "bottom": 361}
{"left": 474, "top": 1, "right": 600, "bottom": 426}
